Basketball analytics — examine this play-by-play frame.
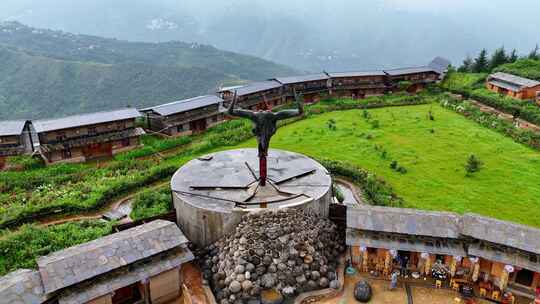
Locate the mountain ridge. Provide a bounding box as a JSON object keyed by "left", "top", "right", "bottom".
{"left": 0, "top": 21, "right": 298, "bottom": 119}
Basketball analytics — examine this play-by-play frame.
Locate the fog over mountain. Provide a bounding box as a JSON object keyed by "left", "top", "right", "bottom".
{"left": 1, "top": 0, "right": 539, "bottom": 72}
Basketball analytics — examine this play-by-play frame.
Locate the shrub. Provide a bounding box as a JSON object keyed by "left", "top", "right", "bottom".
{"left": 318, "top": 158, "right": 403, "bottom": 207}
{"left": 390, "top": 160, "right": 398, "bottom": 170}
{"left": 332, "top": 184, "right": 345, "bottom": 203}
{"left": 370, "top": 119, "right": 380, "bottom": 129}
{"left": 6, "top": 155, "right": 44, "bottom": 170}
{"left": 0, "top": 220, "right": 113, "bottom": 276}
{"left": 465, "top": 154, "right": 483, "bottom": 176}
{"left": 130, "top": 187, "right": 172, "bottom": 221}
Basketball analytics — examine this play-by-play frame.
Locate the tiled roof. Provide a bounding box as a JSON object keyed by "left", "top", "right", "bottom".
{"left": 141, "top": 95, "right": 223, "bottom": 116}
{"left": 37, "top": 220, "right": 189, "bottom": 293}
{"left": 326, "top": 71, "right": 386, "bottom": 78}
{"left": 0, "top": 120, "right": 27, "bottom": 137}
{"left": 488, "top": 79, "right": 522, "bottom": 92}
{"left": 0, "top": 269, "right": 46, "bottom": 304}
{"left": 347, "top": 205, "right": 461, "bottom": 238}
{"left": 33, "top": 108, "right": 141, "bottom": 133}
{"left": 384, "top": 66, "right": 437, "bottom": 76}
{"left": 232, "top": 80, "right": 282, "bottom": 96}
{"left": 273, "top": 73, "right": 329, "bottom": 84}
{"left": 58, "top": 247, "right": 194, "bottom": 304}
{"left": 489, "top": 72, "right": 540, "bottom": 88}
{"left": 461, "top": 214, "right": 540, "bottom": 255}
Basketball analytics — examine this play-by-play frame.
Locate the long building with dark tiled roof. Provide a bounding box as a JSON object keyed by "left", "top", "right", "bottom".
{"left": 0, "top": 120, "right": 34, "bottom": 169}
{"left": 347, "top": 205, "right": 540, "bottom": 300}
{"left": 34, "top": 108, "right": 145, "bottom": 164}
{"left": 0, "top": 220, "right": 194, "bottom": 304}
{"left": 141, "top": 95, "right": 226, "bottom": 137}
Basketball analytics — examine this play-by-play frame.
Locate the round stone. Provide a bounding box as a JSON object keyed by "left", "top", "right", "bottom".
{"left": 229, "top": 280, "right": 242, "bottom": 293}
{"left": 354, "top": 280, "right": 372, "bottom": 303}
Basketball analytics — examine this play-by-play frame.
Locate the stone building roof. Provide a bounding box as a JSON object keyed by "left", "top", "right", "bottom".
{"left": 346, "top": 228, "right": 467, "bottom": 256}
{"left": 232, "top": 80, "right": 282, "bottom": 96}
{"left": 273, "top": 73, "right": 329, "bottom": 84}
{"left": 384, "top": 66, "right": 437, "bottom": 76}
{"left": 0, "top": 120, "right": 27, "bottom": 137}
{"left": 347, "top": 205, "right": 461, "bottom": 238}
{"left": 488, "top": 72, "right": 540, "bottom": 89}
{"left": 0, "top": 269, "right": 46, "bottom": 304}
{"left": 37, "top": 220, "right": 188, "bottom": 294}
{"left": 58, "top": 247, "right": 194, "bottom": 304}
{"left": 141, "top": 95, "right": 223, "bottom": 116}
{"left": 461, "top": 214, "right": 540, "bottom": 255}
{"left": 326, "top": 71, "right": 386, "bottom": 78}
{"left": 33, "top": 108, "right": 141, "bottom": 133}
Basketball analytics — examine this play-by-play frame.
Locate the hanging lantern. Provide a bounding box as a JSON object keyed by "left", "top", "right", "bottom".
{"left": 360, "top": 246, "right": 367, "bottom": 252}
{"left": 504, "top": 265, "right": 515, "bottom": 273}
{"left": 389, "top": 249, "right": 398, "bottom": 258}
{"left": 472, "top": 262, "right": 480, "bottom": 282}
{"left": 453, "top": 255, "right": 462, "bottom": 262}
{"left": 421, "top": 252, "right": 429, "bottom": 259}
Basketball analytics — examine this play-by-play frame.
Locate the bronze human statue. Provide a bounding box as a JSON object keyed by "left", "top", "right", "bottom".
{"left": 228, "top": 91, "right": 304, "bottom": 186}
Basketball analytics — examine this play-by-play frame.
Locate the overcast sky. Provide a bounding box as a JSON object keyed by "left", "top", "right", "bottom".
{"left": 1, "top": 0, "right": 539, "bottom": 71}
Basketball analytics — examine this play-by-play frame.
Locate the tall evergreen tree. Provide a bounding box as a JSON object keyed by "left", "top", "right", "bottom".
{"left": 489, "top": 47, "right": 508, "bottom": 71}
{"left": 508, "top": 49, "right": 519, "bottom": 63}
{"left": 472, "top": 49, "right": 489, "bottom": 73}
{"left": 529, "top": 44, "right": 539, "bottom": 60}
{"left": 458, "top": 55, "right": 473, "bottom": 72}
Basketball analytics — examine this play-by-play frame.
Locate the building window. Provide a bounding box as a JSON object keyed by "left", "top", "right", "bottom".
{"left": 212, "top": 116, "right": 218, "bottom": 123}
{"left": 177, "top": 125, "right": 184, "bottom": 133}
{"left": 122, "top": 138, "right": 131, "bottom": 147}
{"left": 88, "top": 127, "right": 97, "bottom": 135}
{"left": 56, "top": 132, "right": 66, "bottom": 141}
{"left": 61, "top": 148, "right": 72, "bottom": 159}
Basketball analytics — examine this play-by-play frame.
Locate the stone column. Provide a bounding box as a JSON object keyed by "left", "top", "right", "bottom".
{"left": 450, "top": 256, "right": 462, "bottom": 278}
{"left": 384, "top": 250, "right": 392, "bottom": 276}
{"left": 469, "top": 257, "right": 480, "bottom": 282}
{"left": 422, "top": 253, "right": 431, "bottom": 276}
{"left": 361, "top": 247, "right": 369, "bottom": 273}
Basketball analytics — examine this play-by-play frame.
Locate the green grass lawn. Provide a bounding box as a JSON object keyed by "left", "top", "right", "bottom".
{"left": 235, "top": 104, "right": 540, "bottom": 227}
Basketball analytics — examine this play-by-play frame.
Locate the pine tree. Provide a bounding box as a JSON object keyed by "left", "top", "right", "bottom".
{"left": 458, "top": 56, "right": 473, "bottom": 72}
{"left": 472, "top": 49, "right": 489, "bottom": 73}
{"left": 508, "top": 49, "right": 518, "bottom": 63}
{"left": 489, "top": 47, "right": 508, "bottom": 71}
{"left": 529, "top": 44, "right": 539, "bottom": 60}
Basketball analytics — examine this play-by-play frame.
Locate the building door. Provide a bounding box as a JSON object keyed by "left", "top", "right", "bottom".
{"left": 0, "top": 157, "right": 5, "bottom": 169}
{"left": 83, "top": 142, "right": 112, "bottom": 159}
{"left": 514, "top": 269, "right": 535, "bottom": 287}
{"left": 189, "top": 119, "right": 207, "bottom": 133}
{"left": 111, "top": 283, "right": 142, "bottom": 304}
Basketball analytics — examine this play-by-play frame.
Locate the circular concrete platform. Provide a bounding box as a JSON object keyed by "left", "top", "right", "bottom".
{"left": 171, "top": 148, "right": 332, "bottom": 247}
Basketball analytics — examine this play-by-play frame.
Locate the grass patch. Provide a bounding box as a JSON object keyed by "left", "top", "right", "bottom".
{"left": 130, "top": 186, "right": 172, "bottom": 221}
{"left": 0, "top": 220, "right": 113, "bottom": 276}
{"left": 234, "top": 104, "right": 540, "bottom": 227}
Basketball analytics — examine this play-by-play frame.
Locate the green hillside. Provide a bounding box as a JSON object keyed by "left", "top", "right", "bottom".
{"left": 0, "top": 22, "right": 298, "bottom": 119}
{"left": 494, "top": 58, "right": 540, "bottom": 81}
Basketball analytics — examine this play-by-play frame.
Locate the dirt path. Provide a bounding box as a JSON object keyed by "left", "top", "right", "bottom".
{"left": 37, "top": 180, "right": 169, "bottom": 227}
{"left": 334, "top": 177, "right": 367, "bottom": 205}
{"left": 468, "top": 99, "right": 540, "bottom": 133}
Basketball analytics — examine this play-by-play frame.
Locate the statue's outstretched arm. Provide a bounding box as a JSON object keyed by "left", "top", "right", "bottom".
{"left": 275, "top": 91, "right": 304, "bottom": 120}
{"left": 228, "top": 91, "right": 256, "bottom": 120}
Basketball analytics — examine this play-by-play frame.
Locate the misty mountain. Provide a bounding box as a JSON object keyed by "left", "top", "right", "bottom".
{"left": 0, "top": 22, "right": 297, "bottom": 119}
{"left": 1, "top": 0, "right": 539, "bottom": 71}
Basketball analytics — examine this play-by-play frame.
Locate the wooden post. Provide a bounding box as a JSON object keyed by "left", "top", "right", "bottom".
{"left": 259, "top": 154, "right": 267, "bottom": 186}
